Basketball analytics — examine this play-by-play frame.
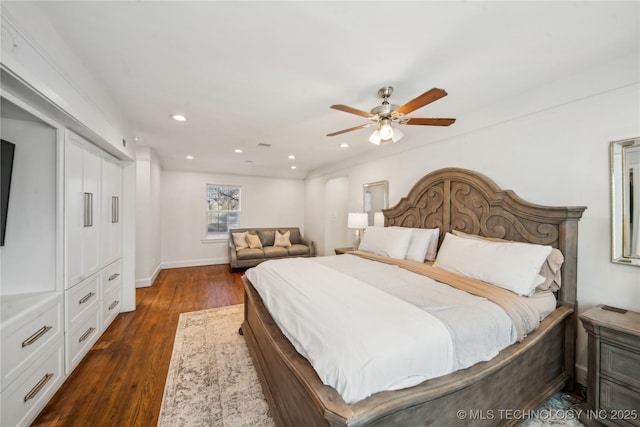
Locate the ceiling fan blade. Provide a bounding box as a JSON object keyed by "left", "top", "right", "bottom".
{"left": 405, "top": 117, "right": 456, "bottom": 126}
{"left": 396, "top": 88, "right": 448, "bottom": 115}
{"left": 330, "top": 104, "right": 373, "bottom": 118}
{"left": 326, "top": 124, "right": 370, "bottom": 136}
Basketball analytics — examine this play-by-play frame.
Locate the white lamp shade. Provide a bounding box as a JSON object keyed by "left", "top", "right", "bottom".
{"left": 368, "top": 130, "right": 382, "bottom": 145}
{"left": 373, "top": 212, "right": 385, "bottom": 226}
{"left": 347, "top": 212, "right": 368, "bottom": 229}
{"left": 391, "top": 126, "right": 403, "bottom": 142}
{"left": 379, "top": 121, "right": 393, "bottom": 140}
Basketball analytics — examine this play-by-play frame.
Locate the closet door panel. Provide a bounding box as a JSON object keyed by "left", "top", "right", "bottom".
{"left": 64, "top": 136, "right": 85, "bottom": 288}
{"left": 82, "top": 147, "right": 101, "bottom": 278}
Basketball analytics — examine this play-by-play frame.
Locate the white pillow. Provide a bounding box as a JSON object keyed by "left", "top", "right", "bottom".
{"left": 434, "top": 232, "right": 552, "bottom": 296}
{"left": 393, "top": 227, "right": 440, "bottom": 262}
{"left": 232, "top": 231, "right": 249, "bottom": 250}
{"left": 274, "top": 230, "right": 292, "bottom": 247}
{"left": 358, "top": 226, "right": 413, "bottom": 259}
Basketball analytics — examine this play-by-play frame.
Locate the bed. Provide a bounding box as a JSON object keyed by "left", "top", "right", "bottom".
{"left": 240, "top": 167, "right": 586, "bottom": 426}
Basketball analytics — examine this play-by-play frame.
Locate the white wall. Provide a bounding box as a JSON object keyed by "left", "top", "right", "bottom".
{"left": 323, "top": 176, "right": 349, "bottom": 254}
{"left": 305, "top": 53, "right": 640, "bottom": 384}
{"left": 135, "top": 146, "right": 162, "bottom": 287}
{"left": 161, "top": 170, "right": 305, "bottom": 269}
{"left": 1, "top": 116, "right": 57, "bottom": 295}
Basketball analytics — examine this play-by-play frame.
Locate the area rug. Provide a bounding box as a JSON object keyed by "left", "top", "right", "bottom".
{"left": 158, "top": 304, "right": 585, "bottom": 427}
{"left": 158, "top": 304, "right": 274, "bottom": 427}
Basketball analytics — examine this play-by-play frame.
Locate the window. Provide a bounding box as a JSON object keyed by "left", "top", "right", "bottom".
{"left": 206, "top": 184, "right": 241, "bottom": 233}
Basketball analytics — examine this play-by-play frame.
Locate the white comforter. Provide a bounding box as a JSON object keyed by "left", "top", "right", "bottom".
{"left": 246, "top": 257, "right": 454, "bottom": 404}
{"left": 245, "top": 255, "right": 551, "bottom": 404}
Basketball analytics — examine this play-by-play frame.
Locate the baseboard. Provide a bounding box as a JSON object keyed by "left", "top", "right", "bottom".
{"left": 575, "top": 363, "right": 587, "bottom": 386}
{"left": 135, "top": 263, "right": 162, "bottom": 288}
{"left": 161, "top": 257, "right": 229, "bottom": 270}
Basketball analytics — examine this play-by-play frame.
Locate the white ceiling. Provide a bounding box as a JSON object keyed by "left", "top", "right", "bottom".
{"left": 32, "top": 1, "right": 639, "bottom": 178}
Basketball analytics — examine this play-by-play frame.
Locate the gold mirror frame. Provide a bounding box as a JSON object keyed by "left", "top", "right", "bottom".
{"left": 363, "top": 181, "right": 388, "bottom": 226}
{"left": 610, "top": 137, "right": 640, "bottom": 266}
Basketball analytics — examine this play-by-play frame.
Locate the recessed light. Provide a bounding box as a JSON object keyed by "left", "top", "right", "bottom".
{"left": 291, "top": 165, "right": 297, "bottom": 170}
{"left": 288, "top": 155, "right": 295, "bottom": 160}
{"left": 340, "top": 143, "right": 349, "bottom": 149}
{"left": 234, "top": 149, "right": 243, "bottom": 153}
{"left": 171, "top": 114, "right": 187, "bottom": 121}
{"left": 185, "top": 155, "right": 194, "bottom": 160}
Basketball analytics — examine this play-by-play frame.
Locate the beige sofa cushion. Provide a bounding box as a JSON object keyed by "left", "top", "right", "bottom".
{"left": 237, "top": 248, "right": 265, "bottom": 260}
{"left": 287, "top": 244, "right": 310, "bottom": 256}
{"left": 264, "top": 246, "right": 288, "bottom": 258}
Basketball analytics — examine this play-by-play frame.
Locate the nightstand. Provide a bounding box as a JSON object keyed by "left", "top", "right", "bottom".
{"left": 579, "top": 305, "right": 640, "bottom": 426}
{"left": 334, "top": 247, "right": 353, "bottom": 255}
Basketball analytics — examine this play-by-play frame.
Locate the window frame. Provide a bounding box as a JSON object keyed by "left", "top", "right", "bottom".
{"left": 205, "top": 183, "right": 242, "bottom": 236}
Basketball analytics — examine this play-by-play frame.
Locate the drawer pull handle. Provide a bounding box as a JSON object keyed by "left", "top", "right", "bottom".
{"left": 108, "top": 300, "right": 120, "bottom": 311}
{"left": 24, "top": 373, "right": 54, "bottom": 402}
{"left": 108, "top": 273, "right": 120, "bottom": 281}
{"left": 79, "top": 292, "right": 95, "bottom": 304}
{"left": 78, "top": 327, "right": 95, "bottom": 343}
{"left": 22, "top": 325, "right": 53, "bottom": 347}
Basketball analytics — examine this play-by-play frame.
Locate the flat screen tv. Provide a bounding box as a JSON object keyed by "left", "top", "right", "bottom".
{"left": 1, "top": 139, "right": 16, "bottom": 246}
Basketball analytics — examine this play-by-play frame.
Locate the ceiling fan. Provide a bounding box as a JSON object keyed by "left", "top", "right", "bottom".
{"left": 327, "top": 86, "right": 455, "bottom": 144}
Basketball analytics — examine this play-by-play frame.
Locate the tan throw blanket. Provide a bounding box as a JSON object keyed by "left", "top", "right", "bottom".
{"left": 350, "top": 251, "right": 541, "bottom": 341}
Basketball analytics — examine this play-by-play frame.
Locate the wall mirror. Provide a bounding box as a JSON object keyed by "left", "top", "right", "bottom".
{"left": 363, "top": 180, "right": 388, "bottom": 226}
{"left": 611, "top": 137, "right": 640, "bottom": 266}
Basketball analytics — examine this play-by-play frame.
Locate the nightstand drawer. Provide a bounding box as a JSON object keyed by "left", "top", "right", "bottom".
{"left": 601, "top": 342, "right": 640, "bottom": 390}
{"left": 600, "top": 379, "right": 640, "bottom": 426}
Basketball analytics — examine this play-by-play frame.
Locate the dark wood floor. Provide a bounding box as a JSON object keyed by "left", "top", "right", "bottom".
{"left": 32, "top": 265, "right": 245, "bottom": 427}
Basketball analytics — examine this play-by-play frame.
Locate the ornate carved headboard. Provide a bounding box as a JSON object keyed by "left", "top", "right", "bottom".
{"left": 383, "top": 168, "right": 587, "bottom": 306}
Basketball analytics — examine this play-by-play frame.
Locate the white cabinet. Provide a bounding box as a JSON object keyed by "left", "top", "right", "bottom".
{"left": 101, "top": 156, "right": 122, "bottom": 267}
{"left": 64, "top": 272, "right": 101, "bottom": 373}
{"left": 65, "top": 131, "right": 101, "bottom": 289}
{"left": 101, "top": 260, "right": 122, "bottom": 330}
{"left": 63, "top": 131, "right": 124, "bottom": 376}
{"left": 1, "top": 293, "right": 65, "bottom": 427}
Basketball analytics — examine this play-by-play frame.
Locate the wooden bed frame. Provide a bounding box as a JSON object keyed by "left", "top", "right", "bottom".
{"left": 241, "top": 167, "right": 586, "bottom": 426}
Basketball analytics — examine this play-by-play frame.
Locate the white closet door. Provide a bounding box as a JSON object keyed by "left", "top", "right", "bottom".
{"left": 82, "top": 146, "right": 101, "bottom": 277}
{"left": 64, "top": 135, "right": 85, "bottom": 287}
{"left": 100, "top": 157, "right": 122, "bottom": 267}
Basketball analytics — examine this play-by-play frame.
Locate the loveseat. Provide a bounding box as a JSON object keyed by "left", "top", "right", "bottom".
{"left": 228, "top": 227, "right": 315, "bottom": 269}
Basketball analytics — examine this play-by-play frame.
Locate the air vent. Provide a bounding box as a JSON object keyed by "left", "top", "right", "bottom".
{"left": 257, "top": 143, "right": 271, "bottom": 148}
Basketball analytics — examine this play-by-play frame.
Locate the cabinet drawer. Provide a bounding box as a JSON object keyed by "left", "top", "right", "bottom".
{"left": 601, "top": 342, "right": 640, "bottom": 390}
{"left": 66, "top": 308, "right": 100, "bottom": 374}
{"left": 101, "top": 259, "right": 122, "bottom": 294}
{"left": 1, "top": 296, "right": 63, "bottom": 388}
{"left": 101, "top": 283, "right": 122, "bottom": 330}
{"left": 1, "top": 339, "right": 64, "bottom": 427}
{"left": 600, "top": 378, "right": 640, "bottom": 426}
{"left": 65, "top": 272, "right": 99, "bottom": 328}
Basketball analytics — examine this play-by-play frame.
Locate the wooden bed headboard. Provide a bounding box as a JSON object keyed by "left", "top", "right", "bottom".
{"left": 383, "top": 168, "right": 587, "bottom": 307}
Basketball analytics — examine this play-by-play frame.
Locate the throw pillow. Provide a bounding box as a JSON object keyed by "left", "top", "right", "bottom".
{"left": 246, "top": 233, "right": 263, "bottom": 249}
{"left": 274, "top": 230, "right": 292, "bottom": 247}
{"left": 232, "top": 231, "right": 249, "bottom": 250}
{"left": 258, "top": 229, "right": 275, "bottom": 247}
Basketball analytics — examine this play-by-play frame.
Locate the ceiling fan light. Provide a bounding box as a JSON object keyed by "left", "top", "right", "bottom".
{"left": 379, "top": 120, "right": 393, "bottom": 140}
{"left": 391, "top": 127, "right": 404, "bottom": 143}
{"left": 369, "top": 130, "right": 382, "bottom": 145}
